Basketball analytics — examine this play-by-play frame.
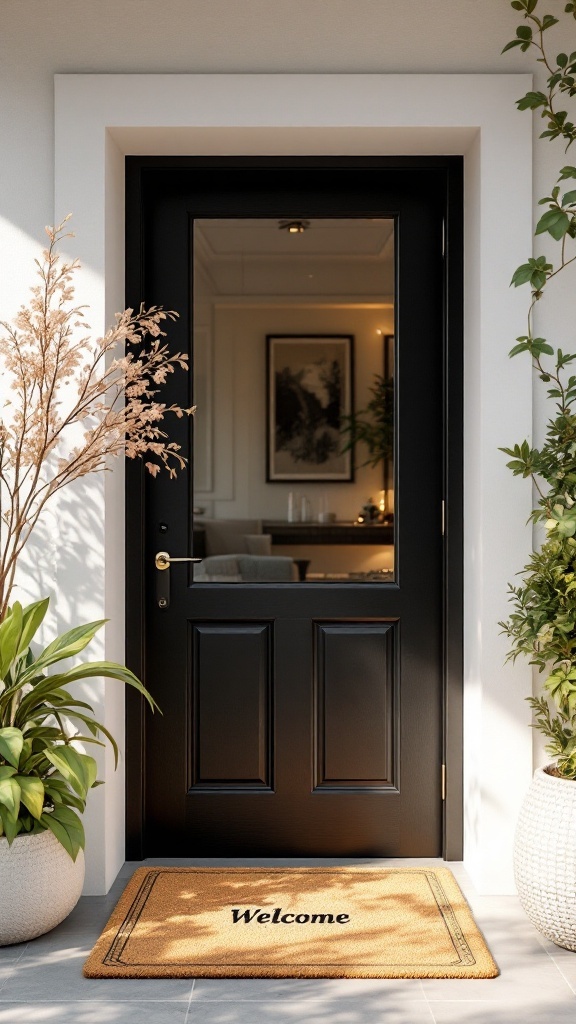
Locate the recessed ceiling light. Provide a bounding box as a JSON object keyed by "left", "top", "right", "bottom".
{"left": 278, "top": 220, "right": 310, "bottom": 234}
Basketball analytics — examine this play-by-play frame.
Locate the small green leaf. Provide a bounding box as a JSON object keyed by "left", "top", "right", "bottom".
{"left": 503, "top": 38, "right": 523, "bottom": 53}
{"left": 511, "top": 263, "right": 534, "bottom": 286}
{"left": 517, "top": 25, "right": 533, "bottom": 40}
{"left": 517, "top": 90, "right": 548, "bottom": 110}
{"left": 509, "top": 342, "right": 530, "bottom": 356}
{"left": 535, "top": 208, "right": 570, "bottom": 239}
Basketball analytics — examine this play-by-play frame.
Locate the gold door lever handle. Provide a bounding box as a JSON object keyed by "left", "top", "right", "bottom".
{"left": 155, "top": 551, "right": 202, "bottom": 571}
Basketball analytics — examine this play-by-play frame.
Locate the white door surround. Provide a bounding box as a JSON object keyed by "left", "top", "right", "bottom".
{"left": 54, "top": 73, "right": 533, "bottom": 895}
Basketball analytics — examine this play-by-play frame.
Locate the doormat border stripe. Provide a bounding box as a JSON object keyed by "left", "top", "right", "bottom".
{"left": 83, "top": 866, "right": 499, "bottom": 979}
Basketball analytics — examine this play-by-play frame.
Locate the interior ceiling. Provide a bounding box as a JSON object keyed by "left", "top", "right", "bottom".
{"left": 194, "top": 218, "right": 395, "bottom": 298}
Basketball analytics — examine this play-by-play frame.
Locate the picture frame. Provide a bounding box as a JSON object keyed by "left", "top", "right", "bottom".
{"left": 266, "top": 334, "right": 354, "bottom": 482}
{"left": 383, "top": 334, "right": 395, "bottom": 501}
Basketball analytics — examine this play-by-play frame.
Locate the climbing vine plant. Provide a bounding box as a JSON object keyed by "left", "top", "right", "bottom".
{"left": 499, "top": 0, "right": 576, "bottom": 778}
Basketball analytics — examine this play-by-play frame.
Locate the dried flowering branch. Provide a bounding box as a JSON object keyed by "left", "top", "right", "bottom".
{"left": 0, "top": 216, "right": 194, "bottom": 619}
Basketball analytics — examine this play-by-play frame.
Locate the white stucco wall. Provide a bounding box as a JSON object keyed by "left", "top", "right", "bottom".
{"left": 1, "top": 0, "right": 570, "bottom": 895}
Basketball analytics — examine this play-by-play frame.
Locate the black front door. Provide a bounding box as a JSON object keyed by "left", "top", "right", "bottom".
{"left": 125, "top": 157, "right": 462, "bottom": 858}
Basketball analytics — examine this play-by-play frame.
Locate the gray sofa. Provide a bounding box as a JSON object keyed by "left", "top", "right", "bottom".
{"left": 193, "top": 553, "right": 297, "bottom": 582}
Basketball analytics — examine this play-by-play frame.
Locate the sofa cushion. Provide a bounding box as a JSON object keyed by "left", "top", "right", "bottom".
{"left": 236, "top": 555, "right": 296, "bottom": 582}
{"left": 201, "top": 519, "right": 262, "bottom": 555}
{"left": 244, "top": 533, "right": 272, "bottom": 556}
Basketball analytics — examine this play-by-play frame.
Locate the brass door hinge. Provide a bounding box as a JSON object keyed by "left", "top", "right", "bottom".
{"left": 441, "top": 764, "right": 446, "bottom": 801}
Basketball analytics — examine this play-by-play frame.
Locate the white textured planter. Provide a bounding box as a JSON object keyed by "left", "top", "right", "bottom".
{"left": 514, "top": 766, "right": 576, "bottom": 950}
{"left": 0, "top": 829, "right": 85, "bottom": 945}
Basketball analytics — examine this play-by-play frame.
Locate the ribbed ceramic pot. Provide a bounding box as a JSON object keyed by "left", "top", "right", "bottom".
{"left": 0, "top": 829, "right": 85, "bottom": 945}
{"left": 514, "top": 765, "right": 576, "bottom": 951}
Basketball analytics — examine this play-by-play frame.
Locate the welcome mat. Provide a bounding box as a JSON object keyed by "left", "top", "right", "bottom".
{"left": 83, "top": 866, "right": 498, "bottom": 979}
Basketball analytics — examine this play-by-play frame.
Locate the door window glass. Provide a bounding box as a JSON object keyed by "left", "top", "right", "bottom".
{"left": 192, "top": 218, "right": 395, "bottom": 582}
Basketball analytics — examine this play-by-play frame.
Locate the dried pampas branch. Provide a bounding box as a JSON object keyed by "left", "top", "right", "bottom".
{"left": 0, "top": 216, "right": 194, "bottom": 617}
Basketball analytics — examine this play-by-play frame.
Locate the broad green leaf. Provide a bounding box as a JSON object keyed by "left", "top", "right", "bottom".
{"left": 45, "top": 746, "right": 92, "bottom": 798}
{"left": 0, "top": 727, "right": 24, "bottom": 769}
{"left": 0, "top": 603, "right": 23, "bottom": 679}
{"left": 562, "top": 189, "right": 576, "bottom": 205}
{"left": 19, "top": 619, "right": 107, "bottom": 680}
{"left": 18, "top": 738, "right": 32, "bottom": 767}
{"left": 41, "top": 804, "right": 85, "bottom": 860}
{"left": 44, "top": 778, "right": 86, "bottom": 812}
{"left": 13, "top": 678, "right": 97, "bottom": 723}
{"left": 0, "top": 807, "right": 20, "bottom": 843}
{"left": 15, "top": 776, "right": 44, "bottom": 819}
{"left": 0, "top": 776, "right": 21, "bottom": 822}
{"left": 63, "top": 710, "right": 119, "bottom": 766}
{"left": 559, "top": 165, "right": 576, "bottom": 178}
{"left": 44, "top": 661, "right": 159, "bottom": 711}
{"left": 40, "top": 812, "right": 78, "bottom": 860}
{"left": 77, "top": 749, "right": 98, "bottom": 790}
{"left": 0, "top": 766, "right": 16, "bottom": 780}
{"left": 17, "top": 598, "right": 50, "bottom": 657}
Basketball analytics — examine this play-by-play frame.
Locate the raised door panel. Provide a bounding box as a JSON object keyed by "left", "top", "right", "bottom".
{"left": 314, "top": 622, "right": 397, "bottom": 790}
{"left": 191, "top": 623, "right": 272, "bottom": 790}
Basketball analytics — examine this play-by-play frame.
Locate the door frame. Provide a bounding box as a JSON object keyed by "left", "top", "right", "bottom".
{"left": 124, "top": 154, "right": 464, "bottom": 861}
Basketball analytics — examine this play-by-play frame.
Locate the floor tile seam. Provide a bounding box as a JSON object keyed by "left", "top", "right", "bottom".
{"left": 423, "top": 995, "right": 576, "bottom": 1003}
{"left": 551, "top": 961, "right": 576, "bottom": 996}
{"left": 0, "top": 967, "right": 15, "bottom": 996}
{"left": 0, "top": 997, "right": 194, "bottom": 1003}
{"left": 184, "top": 978, "right": 196, "bottom": 1023}
{"left": 184, "top": 991, "right": 422, "bottom": 999}
{"left": 535, "top": 939, "right": 570, "bottom": 968}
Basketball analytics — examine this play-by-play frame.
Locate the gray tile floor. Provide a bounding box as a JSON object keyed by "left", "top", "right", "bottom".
{"left": 0, "top": 858, "right": 575, "bottom": 1023}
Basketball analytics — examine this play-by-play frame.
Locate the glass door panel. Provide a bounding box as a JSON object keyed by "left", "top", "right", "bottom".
{"left": 192, "top": 217, "right": 395, "bottom": 583}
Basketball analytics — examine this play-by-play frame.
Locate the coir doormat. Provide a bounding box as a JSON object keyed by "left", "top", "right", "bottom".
{"left": 83, "top": 866, "right": 498, "bottom": 979}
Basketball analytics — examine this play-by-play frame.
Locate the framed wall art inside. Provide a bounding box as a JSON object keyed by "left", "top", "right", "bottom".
{"left": 266, "top": 334, "right": 354, "bottom": 482}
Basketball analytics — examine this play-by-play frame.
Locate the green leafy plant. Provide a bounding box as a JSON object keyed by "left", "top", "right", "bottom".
{"left": 500, "top": 0, "right": 576, "bottom": 778}
{"left": 340, "top": 373, "right": 393, "bottom": 469}
{"left": 0, "top": 220, "right": 190, "bottom": 857}
{"left": 0, "top": 598, "right": 157, "bottom": 860}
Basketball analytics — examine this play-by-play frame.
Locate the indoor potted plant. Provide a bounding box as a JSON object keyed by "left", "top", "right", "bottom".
{"left": 500, "top": 0, "right": 576, "bottom": 949}
{"left": 0, "top": 218, "right": 193, "bottom": 944}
